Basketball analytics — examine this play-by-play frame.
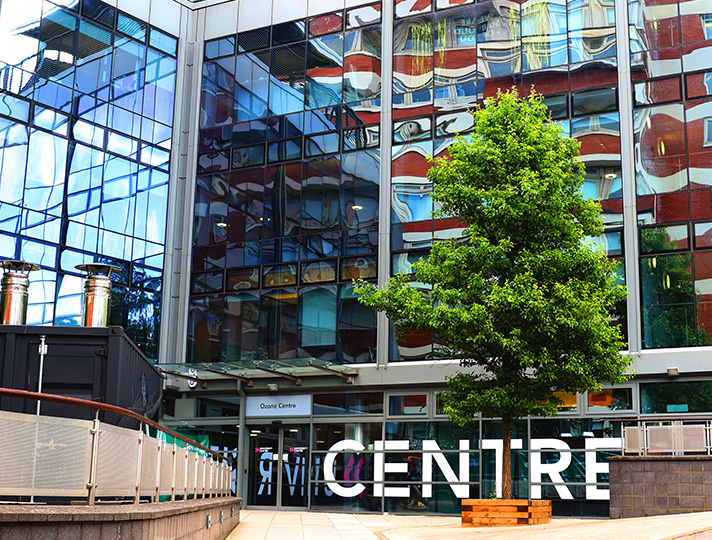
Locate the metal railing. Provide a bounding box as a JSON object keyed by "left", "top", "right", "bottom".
{"left": 0, "top": 388, "right": 232, "bottom": 505}
{"left": 620, "top": 417, "right": 712, "bottom": 455}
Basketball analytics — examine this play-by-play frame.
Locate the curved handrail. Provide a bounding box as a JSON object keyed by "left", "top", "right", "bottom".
{"left": 609, "top": 416, "right": 712, "bottom": 422}
{"left": 0, "top": 387, "right": 227, "bottom": 463}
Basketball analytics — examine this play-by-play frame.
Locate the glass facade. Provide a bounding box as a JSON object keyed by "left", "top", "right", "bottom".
{"left": 3, "top": 0, "right": 712, "bottom": 519}
{"left": 390, "top": 0, "right": 625, "bottom": 359}
{"left": 631, "top": 0, "right": 712, "bottom": 348}
{"left": 164, "top": 389, "right": 632, "bottom": 516}
{"left": 191, "top": 0, "right": 631, "bottom": 365}
{"left": 0, "top": 0, "right": 177, "bottom": 359}
{"left": 190, "top": 6, "right": 382, "bottom": 364}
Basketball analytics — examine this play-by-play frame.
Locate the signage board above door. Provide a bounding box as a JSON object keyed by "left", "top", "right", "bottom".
{"left": 245, "top": 395, "right": 312, "bottom": 417}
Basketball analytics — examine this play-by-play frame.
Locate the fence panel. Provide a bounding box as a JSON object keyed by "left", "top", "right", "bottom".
{"left": 0, "top": 410, "right": 91, "bottom": 497}
{"left": 159, "top": 441, "right": 174, "bottom": 496}
{"left": 96, "top": 423, "right": 140, "bottom": 497}
{"left": 175, "top": 447, "right": 188, "bottom": 496}
{"left": 140, "top": 436, "right": 161, "bottom": 497}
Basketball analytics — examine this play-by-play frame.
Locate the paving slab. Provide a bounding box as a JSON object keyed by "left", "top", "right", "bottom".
{"left": 226, "top": 509, "right": 712, "bottom": 540}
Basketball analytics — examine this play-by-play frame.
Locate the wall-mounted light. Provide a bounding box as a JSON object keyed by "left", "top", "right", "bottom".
{"left": 667, "top": 367, "right": 680, "bottom": 377}
{"left": 268, "top": 383, "right": 278, "bottom": 392}
{"left": 604, "top": 173, "right": 617, "bottom": 180}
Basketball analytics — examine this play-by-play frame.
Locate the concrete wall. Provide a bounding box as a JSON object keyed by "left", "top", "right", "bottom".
{"left": 0, "top": 498, "right": 241, "bottom": 540}
{"left": 609, "top": 456, "right": 712, "bottom": 518}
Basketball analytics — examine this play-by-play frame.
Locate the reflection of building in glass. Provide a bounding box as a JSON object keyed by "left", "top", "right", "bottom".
{"left": 4, "top": 0, "right": 712, "bottom": 518}
{"left": 0, "top": 0, "right": 177, "bottom": 359}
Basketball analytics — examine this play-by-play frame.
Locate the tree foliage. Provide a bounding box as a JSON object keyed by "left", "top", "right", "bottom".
{"left": 356, "top": 89, "right": 630, "bottom": 497}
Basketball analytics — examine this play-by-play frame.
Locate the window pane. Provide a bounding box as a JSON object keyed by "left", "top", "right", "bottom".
{"left": 587, "top": 388, "right": 633, "bottom": 412}
{"left": 640, "top": 253, "right": 696, "bottom": 348}
{"left": 389, "top": 394, "right": 427, "bottom": 415}
{"left": 641, "top": 381, "right": 712, "bottom": 413}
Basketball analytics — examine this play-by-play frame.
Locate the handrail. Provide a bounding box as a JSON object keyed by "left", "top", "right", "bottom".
{"left": 610, "top": 416, "right": 712, "bottom": 423}
{"left": 0, "top": 387, "right": 227, "bottom": 463}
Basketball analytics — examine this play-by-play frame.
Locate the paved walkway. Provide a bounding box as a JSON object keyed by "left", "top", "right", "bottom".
{"left": 225, "top": 509, "right": 712, "bottom": 540}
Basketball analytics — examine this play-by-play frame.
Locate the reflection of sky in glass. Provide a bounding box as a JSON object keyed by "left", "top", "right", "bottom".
{"left": 0, "top": 0, "right": 176, "bottom": 358}
{"left": 0, "top": 1, "right": 43, "bottom": 70}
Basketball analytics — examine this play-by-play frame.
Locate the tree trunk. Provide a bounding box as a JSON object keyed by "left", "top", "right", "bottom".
{"left": 502, "top": 421, "right": 512, "bottom": 500}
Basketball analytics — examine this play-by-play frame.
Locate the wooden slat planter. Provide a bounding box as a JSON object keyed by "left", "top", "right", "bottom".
{"left": 461, "top": 499, "right": 552, "bottom": 527}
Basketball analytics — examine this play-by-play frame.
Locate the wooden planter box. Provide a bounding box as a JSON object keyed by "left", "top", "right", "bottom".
{"left": 461, "top": 499, "right": 552, "bottom": 527}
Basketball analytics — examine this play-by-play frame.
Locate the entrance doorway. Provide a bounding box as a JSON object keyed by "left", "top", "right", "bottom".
{"left": 247, "top": 424, "right": 310, "bottom": 508}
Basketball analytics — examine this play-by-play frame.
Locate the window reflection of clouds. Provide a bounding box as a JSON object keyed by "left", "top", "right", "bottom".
{"left": 0, "top": 0, "right": 176, "bottom": 359}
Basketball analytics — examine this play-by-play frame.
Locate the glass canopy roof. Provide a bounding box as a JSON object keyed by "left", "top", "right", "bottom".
{"left": 157, "top": 357, "right": 358, "bottom": 386}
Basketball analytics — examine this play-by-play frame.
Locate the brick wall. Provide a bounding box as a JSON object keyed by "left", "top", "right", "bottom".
{"left": 0, "top": 497, "right": 241, "bottom": 540}
{"left": 609, "top": 456, "right": 712, "bottom": 518}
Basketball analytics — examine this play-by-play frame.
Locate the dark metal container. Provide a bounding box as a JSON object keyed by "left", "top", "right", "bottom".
{"left": 0, "top": 325, "right": 163, "bottom": 428}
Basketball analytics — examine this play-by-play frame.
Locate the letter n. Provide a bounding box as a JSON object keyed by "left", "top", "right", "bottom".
{"left": 422, "top": 440, "right": 470, "bottom": 498}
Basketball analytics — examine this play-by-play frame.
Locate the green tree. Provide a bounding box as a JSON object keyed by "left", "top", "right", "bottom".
{"left": 356, "top": 89, "right": 630, "bottom": 499}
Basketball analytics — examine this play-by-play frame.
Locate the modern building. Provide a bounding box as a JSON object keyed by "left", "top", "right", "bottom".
{"left": 0, "top": 0, "right": 710, "bottom": 517}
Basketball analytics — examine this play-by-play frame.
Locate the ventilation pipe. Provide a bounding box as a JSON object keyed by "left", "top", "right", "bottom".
{"left": 75, "top": 264, "right": 119, "bottom": 327}
{"left": 0, "top": 260, "right": 39, "bottom": 325}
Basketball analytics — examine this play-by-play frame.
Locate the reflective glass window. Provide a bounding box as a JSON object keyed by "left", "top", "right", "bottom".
{"left": 389, "top": 394, "right": 427, "bottom": 415}
{"left": 299, "top": 285, "right": 337, "bottom": 358}
{"left": 347, "top": 3, "right": 381, "bottom": 29}
{"left": 206, "top": 37, "right": 237, "bottom": 60}
{"left": 149, "top": 28, "right": 178, "bottom": 57}
{"left": 306, "top": 35, "right": 343, "bottom": 109}
{"left": 641, "top": 381, "right": 712, "bottom": 413}
{"left": 587, "top": 388, "right": 633, "bottom": 412}
{"left": 260, "top": 287, "right": 298, "bottom": 358}
{"left": 629, "top": 0, "right": 679, "bottom": 53}
{"left": 238, "top": 28, "right": 271, "bottom": 53}
{"left": 344, "top": 27, "right": 382, "bottom": 101}
{"left": 313, "top": 393, "right": 383, "bottom": 415}
{"left": 641, "top": 253, "right": 696, "bottom": 347}
{"left": 640, "top": 225, "right": 689, "bottom": 253}
{"left": 272, "top": 21, "right": 307, "bottom": 46}
{"left": 309, "top": 13, "right": 343, "bottom": 37}
{"left": 117, "top": 13, "right": 146, "bottom": 41}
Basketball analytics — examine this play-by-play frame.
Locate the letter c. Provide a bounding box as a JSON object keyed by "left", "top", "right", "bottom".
{"left": 323, "top": 440, "right": 366, "bottom": 498}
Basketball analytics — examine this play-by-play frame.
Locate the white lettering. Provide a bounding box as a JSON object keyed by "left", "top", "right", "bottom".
{"left": 320, "top": 437, "right": 619, "bottom": 502}
{"left": 374, "top": 441, "right": 410, "bottom": 497}
{"left": 481, "top": 438, "right": 523, "bottom": 499}
{"left": 585, "top": 438, "right": 622, "bottom": 500}
{"left": 531, "top": 439, "right": 573, "bottom": 500}
{"left": 324, "top": 440, "right": 366, "bottom": 497}
{"left": 422, "top": 440, "right": 470, "bottom": 498}
{"left": 257, "top": 452, "right": 273, "bottom": 495}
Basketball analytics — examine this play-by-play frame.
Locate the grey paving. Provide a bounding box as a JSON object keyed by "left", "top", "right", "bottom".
{"left": 226, "top": 509, "right": 712, "bottom": 540}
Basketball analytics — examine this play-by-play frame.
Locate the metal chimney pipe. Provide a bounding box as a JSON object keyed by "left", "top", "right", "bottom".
{"left": 0, "top": 260, "right": 40, "bottom": 325}
{"left": 75, "top": 264, "right": 120, "bottom": 327}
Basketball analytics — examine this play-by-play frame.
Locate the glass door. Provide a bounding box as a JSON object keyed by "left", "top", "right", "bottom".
{"left": 247, "top": 424, "right": 310, "bottom": 508}
{"left": 280, "top": 426, "right": 309, "bottom": 507}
